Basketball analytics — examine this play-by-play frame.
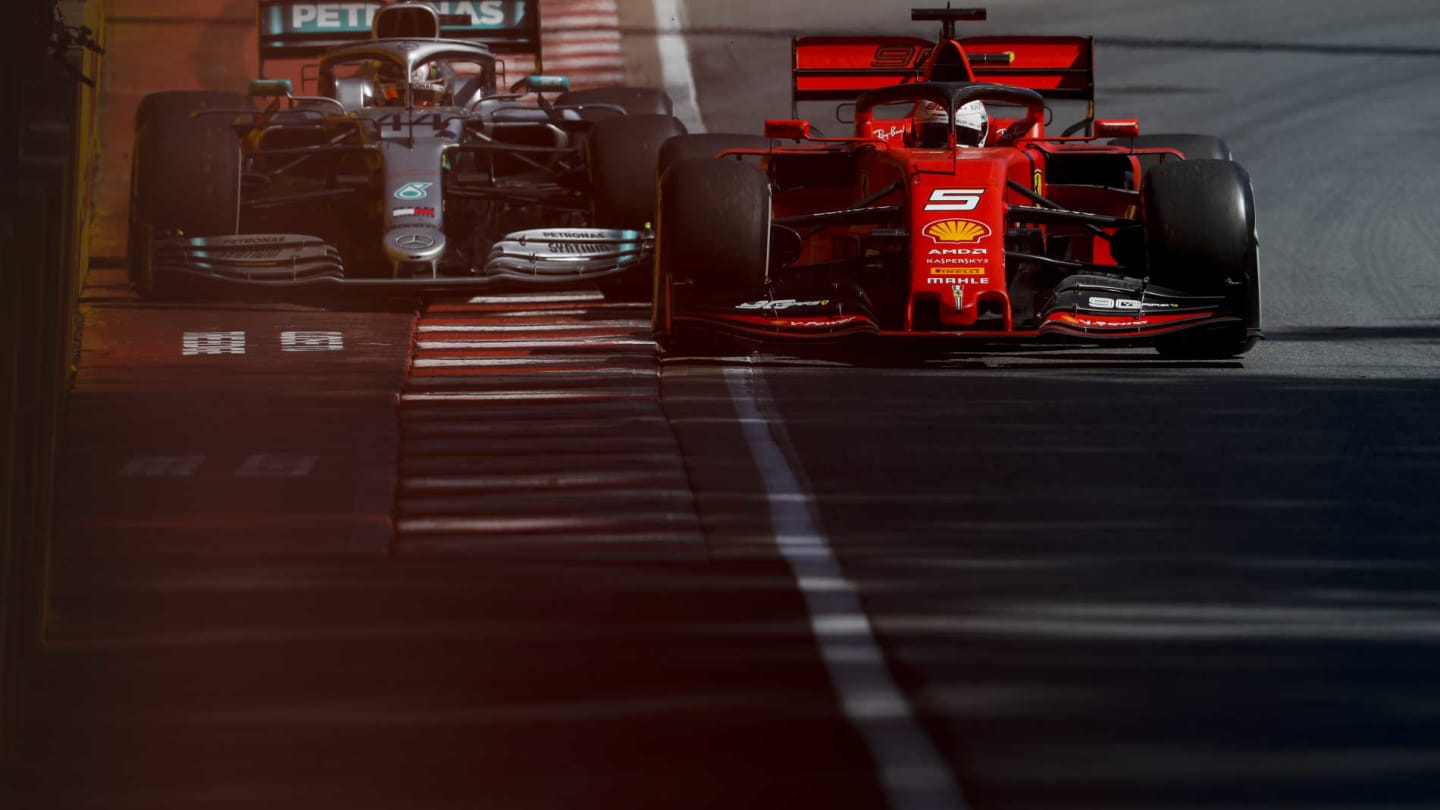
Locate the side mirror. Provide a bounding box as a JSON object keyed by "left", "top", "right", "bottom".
{"left": 249, "top": 78, "right": 293, "bottom": 98}
{"left": 764, "top": 119, "right": 812, "bottom": 141}
{"left": 1094, "top": 119, "right": 1141, "bottom": 139}
{"left": 510, "top": 75, "right": 571, "bottom": 94}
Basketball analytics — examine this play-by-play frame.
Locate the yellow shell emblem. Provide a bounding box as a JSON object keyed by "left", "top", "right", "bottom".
{"left": 925, "top": 219, "right": 991, "bottom": 244}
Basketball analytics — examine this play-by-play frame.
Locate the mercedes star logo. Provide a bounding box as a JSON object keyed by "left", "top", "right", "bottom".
{"left": 396, "top": 232, "right": 437, "bottom": 250}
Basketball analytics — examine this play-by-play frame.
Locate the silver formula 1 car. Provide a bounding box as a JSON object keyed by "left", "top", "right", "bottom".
{"left": 128, "top": 0, "right": 685, "bottom": 300}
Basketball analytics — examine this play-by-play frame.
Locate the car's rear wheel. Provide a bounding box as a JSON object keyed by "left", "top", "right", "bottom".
{"left": 1109, "top": 133, "right": 1232, "bottom": 177}
{"left": 129, "top": 90, "right": 247, "bottom": 298}
{"left": 654, "top": 158, "right": 771, "bottom": 352}
{"left": 1143, "top": 158, "right": 1260, "bottom": 358}
{"left": 657, "top": 133, "right": 772, "bottom": 182}
{"left": 587, "top": 113, "right": 687, "bottom": 231}
{"left": 556, "top": 86, "right": 673, "bottom": 121}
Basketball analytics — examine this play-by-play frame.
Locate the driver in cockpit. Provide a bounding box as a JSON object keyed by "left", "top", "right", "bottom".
{"left": 912, "top": 100, "right": 989, "bottom": 148}
{"left": 375, "top": 59, "right": 455, "bottom": 106}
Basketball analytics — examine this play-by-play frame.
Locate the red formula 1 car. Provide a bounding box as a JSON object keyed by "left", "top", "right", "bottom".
{"left": 652, "top": 7, "right": 1261, "bottom": 358}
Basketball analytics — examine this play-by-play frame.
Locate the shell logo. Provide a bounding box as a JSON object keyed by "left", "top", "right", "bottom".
{"left": 925, "top": 219, "right": 991, "bottom": 244}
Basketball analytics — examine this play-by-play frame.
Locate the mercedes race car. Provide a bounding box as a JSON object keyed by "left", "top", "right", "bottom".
{"left": 653, "top": 7, "right": 1261, "bottom": 358}
{"left": 129, "top": 0, "right": 685, "bottom": 300}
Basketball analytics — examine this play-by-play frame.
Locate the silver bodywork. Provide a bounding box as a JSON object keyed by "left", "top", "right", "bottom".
{"left": 148, "top": 36, "right": 646, "bottom": 295}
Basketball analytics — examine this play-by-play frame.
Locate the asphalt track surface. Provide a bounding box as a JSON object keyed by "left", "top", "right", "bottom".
{"left": 5, "top": 1, "right": 1440, "bottom": 808}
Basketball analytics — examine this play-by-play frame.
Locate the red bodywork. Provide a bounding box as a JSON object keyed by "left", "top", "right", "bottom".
{"left": 661, "top": 20, "right": 1256, "bottom": 349}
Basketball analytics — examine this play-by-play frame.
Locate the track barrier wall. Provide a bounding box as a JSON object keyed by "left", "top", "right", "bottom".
{"left": 1, "top": 0, "right": 104, "bottom": 775}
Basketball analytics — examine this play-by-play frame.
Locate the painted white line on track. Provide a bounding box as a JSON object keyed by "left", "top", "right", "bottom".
{"left": 466, "top": 291, "right": 606, "bottom": 304}
{"left": 411, "top": 361, "right": 655, "bottom": 376}
{"left": 653, "top": 0, "right": 706, "bottom": 132}
{"left": 545, "top": 14, "right": 625, "bottom": 29}
{"left": 401, "top": 472, "right": 680, "bottom": 491}
{"left": 398, "top": 515, "right": 695, "bottom": 533}
{"left": 402, "top": 390, "right": 649, "bottom": 402}
{"left": 409, "top": 355, "right": 647, "bottom": 368}
{"left": 417, "top": 338, "right": 654, "bottom": 350}
{"left": 723, "top": 365, "right": 969, "bottom": 810}
{"left": 470, "top": 305, "right": 647, "bottom": 318}
{"left": 417, "top": 320, "right": 648, "bottom": 333}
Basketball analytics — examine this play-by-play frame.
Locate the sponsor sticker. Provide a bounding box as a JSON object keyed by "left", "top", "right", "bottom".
{"left": 393, "top": 207, "right": 437, "bottom": 218}
{"left": 871, "top": 124, "right": 907, "bottom": 141}
{"left": 924, "top": 189, "right": 984, "bottom": 212}
{"left": 183, "top": 331, "right": 246, "bottom": 356}
{"left": 736, "top": 298, "right": 830, "bottom": 311}
{"left": 281, "top": 331, "right": 345, "bottom": 352}
{"left": 924, "top": 219, "right": 991, "bottom": 244}
{"left": 394, "top": 232, "right": 437, "bottom": 250}
{"left": 394, "top": 182, "right": 434, "bottom": 201}
{"left": 267, "top": 1, "right": 525, "bottom": 35}
{"left": 547, "top": 242, "right": 607, "bottom": 255}
{"left": 929, "top": 265, "right": 985, "bottom": 275}
{"left": 1087, "top": 296, "right": 1179, "bottom": 311}
{"left": 926, "top": 277, "right": 986, "bottom": 286}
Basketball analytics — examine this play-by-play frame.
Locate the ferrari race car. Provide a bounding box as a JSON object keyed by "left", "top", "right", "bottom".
{"left": 653, "top": 7, "right": 1261, "bottom": 358}
{"left": 129, "top": 0, "right": 685, "bottom": 300}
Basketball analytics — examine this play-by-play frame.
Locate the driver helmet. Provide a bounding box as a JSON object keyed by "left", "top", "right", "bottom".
{"left": 914, "top": 100, "right": 989, "bottom": 148}
{"left": 409, "top": 61, "right": 450, "bottom": 107}
{"left": 374, "top": 60, "right": 451, "bottom": 106}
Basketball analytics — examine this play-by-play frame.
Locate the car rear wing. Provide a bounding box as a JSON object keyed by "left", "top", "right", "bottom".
{"left": 257, "top": 0, "right": 540, "bottom": 72}
{"left": 959, "top": 36, "right": 1094, "bottom": 101}
{"left": 790, "top": 34, "right": 1094, "bottom": 116}
{"left": 791, "top": 36, "right": 936, "bottom": 113}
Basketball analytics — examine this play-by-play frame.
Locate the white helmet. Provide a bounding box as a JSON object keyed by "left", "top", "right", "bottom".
{"left": 914, "top": 100, "right": 989, "bottom": 148}
{"left": 410, "top": 61, "right": 450, "bottom": 106}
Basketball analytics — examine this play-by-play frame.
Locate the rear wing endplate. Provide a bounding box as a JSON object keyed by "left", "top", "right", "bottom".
{"left": 791, "top": 34, "right": 1094, "bottom": 115}
{"left": 258, "top": 0, "right": 540, "bottom": 68}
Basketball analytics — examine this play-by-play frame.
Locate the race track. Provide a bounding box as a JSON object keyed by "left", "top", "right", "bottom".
{"left": 5, "top": 1, "right": 1440, "bottom": 808}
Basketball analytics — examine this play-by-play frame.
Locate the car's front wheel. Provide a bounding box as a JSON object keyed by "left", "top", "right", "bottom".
{"left": 654, "top": 158, "right": 771, "bottom": 353}
{"left": 1143, "top": 158, "right": 1261, "bottom": 358}
{"left": 128, "top": 90, "right": 247, "bottom": 298}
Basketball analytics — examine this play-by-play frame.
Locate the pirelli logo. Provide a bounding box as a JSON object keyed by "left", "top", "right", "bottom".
{"left": 929, "top": 266, "right": 985, "bottom": 276}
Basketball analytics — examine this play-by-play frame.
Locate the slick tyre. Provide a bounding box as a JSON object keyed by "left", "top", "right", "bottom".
{"left": 657, "top": 133, "right": 772, "bottom": 182}
{"left": 128, "top": 91, "right": 247, "bottom": 298}
{"left": 557, "top": 86, "right": 673, "bottom": 121}
{"left": 1144, "top": 158, "right": 1260, "bottom": 358}
{"left": 587, "top": 113, "right": 687, "bottom": 229}
{"left": 654, "top": 159, "right": 770, "bottom": 353}
{"left": 1108, "top": 133, "right": 1232, "bottom": 177}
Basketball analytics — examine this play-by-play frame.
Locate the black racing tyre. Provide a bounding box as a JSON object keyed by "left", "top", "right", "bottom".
{"left": 557, "top": 86, "right": 673, "bottom": 121}
{"left": 654, "top": 159, "right": 771, "bottom": 351}
{"left": 657, "top": 133, "right": 772, "bottom": 182}
{"left": 128, "top": 90, "right": 248, "bottom": 297}
{"left": 1144, "top": 158, "right": 1260, "bottom": 358}
{"left": 586, "top": 113, "right": 687, "bottom": 229}
{"left": 1108, "top": 133, "right": 1232, "bottom": 178}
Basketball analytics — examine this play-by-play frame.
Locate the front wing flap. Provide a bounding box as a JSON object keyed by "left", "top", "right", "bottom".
{"left": 481, "top": 229, "right": 650, "bottom": 283}
{"left": 148, "top": 229, "right": 651, "bottom": 298}
{"left": 667, "top": 273, "right": 1246, "bottom": 346}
